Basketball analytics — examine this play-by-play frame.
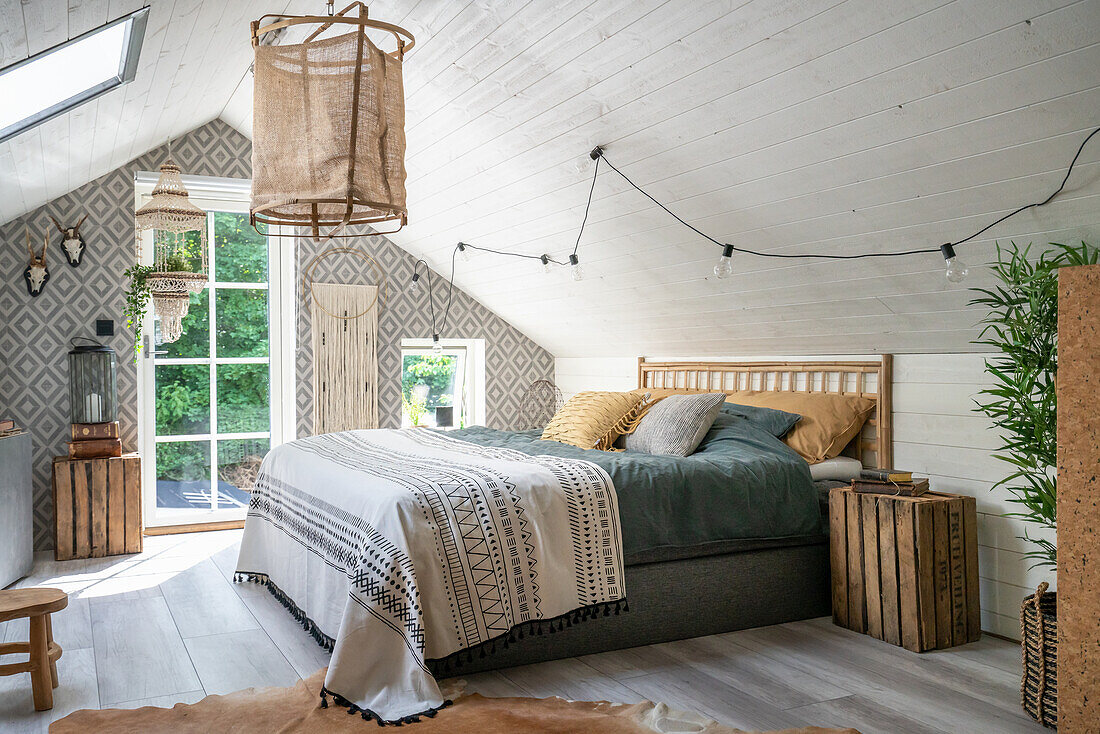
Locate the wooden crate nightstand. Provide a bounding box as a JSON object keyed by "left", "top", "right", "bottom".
{"left": 829, "top": 486, "right": 981, "bottom": 652}
{"left": 52, "top": 454, "right": 142, "bottom": 561}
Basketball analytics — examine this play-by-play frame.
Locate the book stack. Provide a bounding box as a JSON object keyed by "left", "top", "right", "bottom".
{"left": 68, "top": 421, "right": 122, "bottom": 459}
{"left": 0, "top": 418, "right": 22, "bottom": 438}
{"left": 851, "top": 468, "right": 928, "bottom": 496}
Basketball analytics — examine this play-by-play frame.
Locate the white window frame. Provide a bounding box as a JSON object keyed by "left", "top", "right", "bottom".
{"left": 400, "top": 338, "right": 486, "bottom": 428}
{"left": 134, "top": 173, "right": 295, "bottom": 528}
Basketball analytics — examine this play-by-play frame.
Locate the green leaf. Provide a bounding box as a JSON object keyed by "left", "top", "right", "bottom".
{"left": 969, "top": 239, "right": 1097, "bottom": 566}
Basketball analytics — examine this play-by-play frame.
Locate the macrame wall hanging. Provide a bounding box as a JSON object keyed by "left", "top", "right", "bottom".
{"left": 304, "top": 247, "right": 387, "bottom": 435}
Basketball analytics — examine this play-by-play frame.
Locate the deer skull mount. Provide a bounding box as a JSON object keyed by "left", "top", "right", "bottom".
{"left": 48, "top": 214, "right": 87, "bottom": 267}
{"left": 23, "top": 226, "right": 50, "bottom": 297}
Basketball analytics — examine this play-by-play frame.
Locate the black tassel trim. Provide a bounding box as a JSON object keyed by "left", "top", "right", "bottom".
{"left": 319, "top": 687, "right": 452, "bottom": 727}
{"left": 234, "top": 572, "right": 624, "bottom": 723}
{"left": 234, "top": 571, "right": 336, "bottom": 652}
{"left": 426, "top": 598, "right": 628, "bottom": 675}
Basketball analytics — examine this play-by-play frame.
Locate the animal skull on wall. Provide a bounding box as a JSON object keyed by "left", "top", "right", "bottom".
{"left": 48, "top": 214, "right": 88, "bottom": 266}
{"left": 23, "top": 226, "right": 50, "bottom": 297}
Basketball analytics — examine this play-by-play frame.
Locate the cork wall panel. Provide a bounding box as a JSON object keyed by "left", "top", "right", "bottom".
{"left": 1056, "top": 264, "right": 1100, "bottom": 733}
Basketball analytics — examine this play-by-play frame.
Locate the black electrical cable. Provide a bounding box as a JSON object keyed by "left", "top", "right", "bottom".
{"left": 413, "top": 242, "right": 568, "bottom": 338}
{"left": 572, "top": 153, "right": 600, "bottom": 256}
{"left": 460, "top": 242, "right": 566, "bottom": 265}
{"left": 411, "top": 125, "right": 1098, "bottom": 337}
{"left": 947, "top": 125, "right": 1100, "bottom": 248}
{"left": 595, "top": 126, "right": 1099, "bottom": 260}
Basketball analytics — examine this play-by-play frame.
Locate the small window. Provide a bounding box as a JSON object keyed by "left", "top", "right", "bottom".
{"left": 400, "top": 339, "right": 485, "bottom": 429}
{"left": 0, "top": 7, "right": 149, "bottom": 143}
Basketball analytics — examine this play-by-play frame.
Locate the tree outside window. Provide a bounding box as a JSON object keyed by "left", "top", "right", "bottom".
{"left": 401, "top": 351, "right": 464, "bottom": 427}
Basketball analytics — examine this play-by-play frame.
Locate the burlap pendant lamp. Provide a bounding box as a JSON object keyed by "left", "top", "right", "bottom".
{"left": 249, "top": 2, "right": 414, "bottom": 240}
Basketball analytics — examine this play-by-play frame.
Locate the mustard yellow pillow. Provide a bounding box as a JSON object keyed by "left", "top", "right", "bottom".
{"left": 724, "top": 391, "right": 876, "bottom": 463}
{"left": 542, "top": 391, "right": 651, "bottom": 450}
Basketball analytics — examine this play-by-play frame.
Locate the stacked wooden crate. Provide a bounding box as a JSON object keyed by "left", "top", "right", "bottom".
{"left": 829, "top": 486, "right": 981, "bottom": 651}
{"left": 52, "top": 454, "right": 142, "bottom": 560}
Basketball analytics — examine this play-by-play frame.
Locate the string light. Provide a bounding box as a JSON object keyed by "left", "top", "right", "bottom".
{"left": 592, "top": 128, "right": 1098, "bottom": 278}
{"left": 713, "top": 244, "right": 734, "bottom": 279}
{"left": 568, "top": 253, "right": 583, "bottom": 281}
{"left": 940, "top": 243, "right": 970, "bottom": 283}
{"left": 407, "top": 126, "right": 1098, "bottom": 341}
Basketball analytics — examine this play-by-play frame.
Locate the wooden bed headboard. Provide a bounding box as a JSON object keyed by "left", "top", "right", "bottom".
{"left": 637, "top": 356, "right": 893, "bottom": 469}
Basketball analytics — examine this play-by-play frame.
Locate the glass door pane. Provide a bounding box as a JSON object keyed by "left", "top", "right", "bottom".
{"left": 156, "top": 441, "right": 212, "bottom": 512}
{"left": 140, "top": 201, "right": 284, "bottom": 528}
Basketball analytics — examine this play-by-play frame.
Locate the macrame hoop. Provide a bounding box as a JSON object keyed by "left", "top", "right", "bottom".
{"left": 301, "top": 246, "right": 388, "bottom": 319}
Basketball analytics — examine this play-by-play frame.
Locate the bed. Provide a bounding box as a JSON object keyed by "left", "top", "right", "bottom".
{"left": 427, "top": 356, "right": 894, "bottom": 676}
{"left": 235, "top": 356, "right": 892, "bottom": 718}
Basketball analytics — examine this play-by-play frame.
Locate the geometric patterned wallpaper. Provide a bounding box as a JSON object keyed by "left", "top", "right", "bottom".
{"left": 295, "top": 229, "right": 554, "bottom": 437}
{"left": 0, "top": 120, "right": 251, "bottom": 550}
{"left": 1, "top": 119, "right": 553, "bottom": 551}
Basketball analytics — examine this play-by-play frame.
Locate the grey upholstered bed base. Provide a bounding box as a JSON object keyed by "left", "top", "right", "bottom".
{"left": 428, "top": 538, "right": 830, "bottom": 677}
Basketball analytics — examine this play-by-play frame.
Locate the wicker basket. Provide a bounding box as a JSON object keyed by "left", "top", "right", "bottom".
{"left": 1021, "top": 582, "right": 1057, "bottom": 728}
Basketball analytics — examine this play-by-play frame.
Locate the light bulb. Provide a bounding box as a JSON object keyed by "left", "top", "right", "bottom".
{"left": 540, "top": 254, "right": 552, "bottom": 274}
{"left": 713, "top": 244, "right": 734, "bottom": 279}
{"left": 457, "top": 242, "right": 470, "bottom": 262}
{"left": 945, "top": 257, "right": 969, "bottom": 283}
{"left": 941, "top": 244, "right": 969, "bottom": 283}
{"left": 569, "top": 253, "right": 583, "bottom": 281}
{"left": 409, "top": 273, "right": 421, "bottom": 295}
{"left": 432, "top": 334, "right": 443, "bottom": 353}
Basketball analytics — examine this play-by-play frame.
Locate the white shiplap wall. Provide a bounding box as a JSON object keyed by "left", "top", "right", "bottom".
{"left": 555, "top": 353, "right": 1052, "bottom": 640}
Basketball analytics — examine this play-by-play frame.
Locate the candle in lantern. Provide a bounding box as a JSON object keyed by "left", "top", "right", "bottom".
{"left": 84, "top": 392, "right": 103, "bottom": 423}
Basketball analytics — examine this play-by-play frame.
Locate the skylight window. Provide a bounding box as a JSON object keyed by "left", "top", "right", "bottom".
{"left": 0, "top": 6, "right": 149, "bottom": 143}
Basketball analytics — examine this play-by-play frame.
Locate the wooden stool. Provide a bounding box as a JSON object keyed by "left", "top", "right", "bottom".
{"left": 0, "top": 588, "right": 68, "bottom": 711}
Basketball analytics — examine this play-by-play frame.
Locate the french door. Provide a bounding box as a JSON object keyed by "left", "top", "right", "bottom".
{"left": 136, "top": 180, "right": 293, "bottom": 528}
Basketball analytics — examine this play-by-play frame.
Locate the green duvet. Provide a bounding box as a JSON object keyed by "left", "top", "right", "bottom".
{"left": 448, "top": 411, "right": 820, "bottom": 562}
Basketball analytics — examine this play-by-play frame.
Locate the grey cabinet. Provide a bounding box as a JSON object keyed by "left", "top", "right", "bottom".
{"left": 0, "top": 432, "right": 33, "bottom": 587}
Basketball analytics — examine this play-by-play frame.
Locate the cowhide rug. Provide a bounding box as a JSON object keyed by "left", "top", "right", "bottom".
{"left": 49, "top": 669, "right": 860, "bottom": 733}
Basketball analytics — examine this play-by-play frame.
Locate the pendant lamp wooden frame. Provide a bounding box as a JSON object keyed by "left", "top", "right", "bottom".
{"left": 249, "top": 2, "right": 414, "bottom": 241}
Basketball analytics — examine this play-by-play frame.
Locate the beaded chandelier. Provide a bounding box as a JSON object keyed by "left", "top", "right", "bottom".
{"left": 134, "top": 159, "right": 208, "bottom": 343}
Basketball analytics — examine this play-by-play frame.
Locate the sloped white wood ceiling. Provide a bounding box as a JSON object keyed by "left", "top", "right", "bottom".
{"left": 0, "top": 0, "right": 294, "bottom": 224}
{"left": 6, "top": 0, "right": 1100, "bottom": 356}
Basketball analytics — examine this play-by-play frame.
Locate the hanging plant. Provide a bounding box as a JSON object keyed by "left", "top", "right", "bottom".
{"left": 123, "top": 263, "right": 154, "bottom": 359}
{"left": 124, "top": 251, "right": 195, "bottom": 360}
{"left": 969, "top": 240, "right": 1098, "bottom": 570}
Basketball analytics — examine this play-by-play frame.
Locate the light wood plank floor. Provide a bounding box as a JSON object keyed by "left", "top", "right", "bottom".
{"left": 0, "top": 530, "right": 1043, "bottom": 733}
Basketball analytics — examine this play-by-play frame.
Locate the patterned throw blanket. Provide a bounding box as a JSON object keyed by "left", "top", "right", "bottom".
{"left": 235, "top": 429, "right": 625, "bottom": 725}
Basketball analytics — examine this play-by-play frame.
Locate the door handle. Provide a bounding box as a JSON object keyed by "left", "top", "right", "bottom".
{"left": 143, "top": 335, "right": 169, "bottom": 358}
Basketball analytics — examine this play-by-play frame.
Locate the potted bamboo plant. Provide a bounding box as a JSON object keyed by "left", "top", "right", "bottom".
{"left": 970, "top": 241, "right": 1098, "bottom": 729}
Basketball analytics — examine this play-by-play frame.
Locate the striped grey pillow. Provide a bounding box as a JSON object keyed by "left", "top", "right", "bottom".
{"left": 620, "top": 392, "right": 727, "bottom": 456}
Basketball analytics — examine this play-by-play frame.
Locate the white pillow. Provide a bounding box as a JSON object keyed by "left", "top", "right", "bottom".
{"left": 809, "top": 456, "right": 863, "bottom": 481}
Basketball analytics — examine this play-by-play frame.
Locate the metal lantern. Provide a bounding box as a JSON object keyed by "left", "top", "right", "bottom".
{"left": 68, "top": 338, "right": 118, "bottom": 424}
{"left": 249, "top": 1, "right": 414, "bottom": 240}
